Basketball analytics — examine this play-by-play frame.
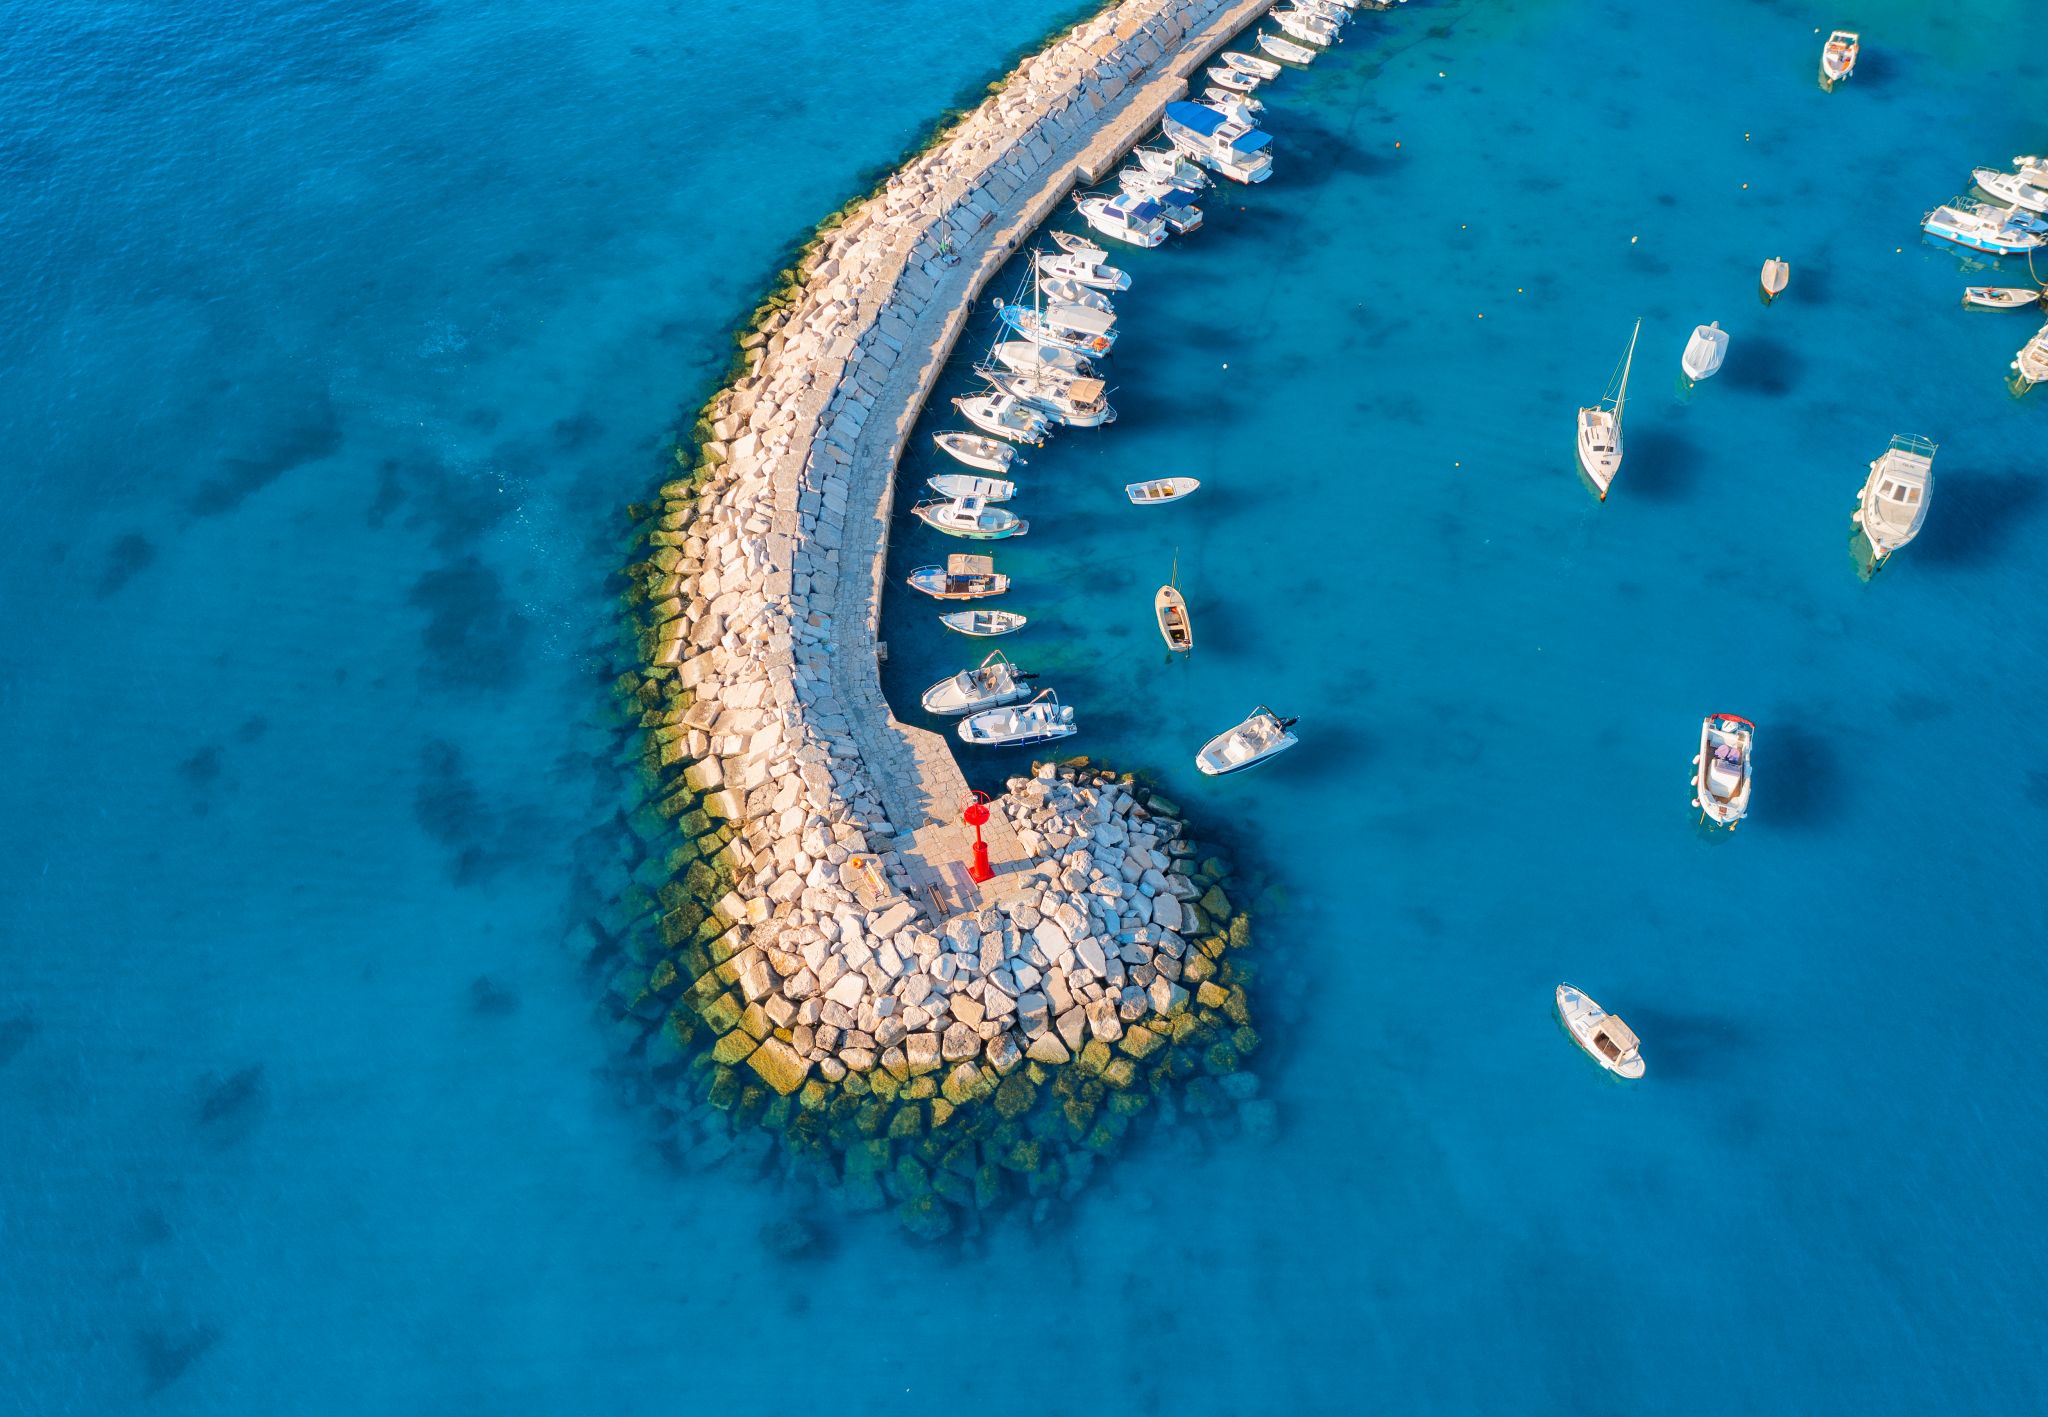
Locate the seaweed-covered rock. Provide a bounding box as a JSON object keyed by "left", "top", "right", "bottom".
{"left": 897, "top": 1192, "right": 954, "bottom": 1242}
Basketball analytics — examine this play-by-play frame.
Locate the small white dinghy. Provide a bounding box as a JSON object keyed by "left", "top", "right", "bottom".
{"left": 933, "top": 430, "right": 1021, "bottom": 472}
{"left": 1031, "top": 275, "right": 1115, "bottom": 313}
{"left": 1271, "top": 7, "right": 1341, "bottom": 46}
{"left": 1222, "top": 51, "right": 1283, "bottom": 80}
{"left": 927, "top": 472, "right": 1015, "bottom": 502}
{"left": 1125, "top": 476, "right": 1200, "bottom": 504}
{"left": 1853, "top": 434, "right": 1935, "bottom": 566}
{"left": 1036, "top": 250, "right": 1130, "bottom": 291}
{"left": 907, "top": 553, "right": 1008, "bottom": 600}
{"left": 1195, "top": 705, "right": 1299, "bottom": 775}
{"left": 1692, "top": 713, "right": 1754, "bottom": 829}
{"left": 1257, "top": 31, "right": 1318, "bottom": 64}
{"left": 912, "top": 495, "right": 1027, "bottom": 540}
{"left": 1134, "top": 145, "right": 1212, "bottom": 190}
{"left": 1555, "top": 984, "right": 1645, "bottom": 1079}
{"left": 958, "top": 688, "right": 1077, "bottom": 748}
{"left": 1075, "top": 193, "right": 1169, "bottom": 248}
{"left": 953, "top": 392, "right": 1049, "bottom": 445}
{"left": 920, "top": 650, "right": 1034, "bottom": 716}
{"left": 1963, "top": 285, "right": 2043, "bottom": 310}
{"left": 1681, "top": 321, "right": 1729, "bottom": 383}
{"left": 1206, "top": 65, "right": 1262, "bottom": 94}
{"left": 1760, "top": 258, "right": 1790, "bottom": 304}
{"left": 994, "top": 340, "right": 1094, "bottom": 378}
{"left": 1050, "top": 230, "right": 1108, "bottom": 261}
{"left": 940, "top": 608, "right": 1027, "bottom": 637}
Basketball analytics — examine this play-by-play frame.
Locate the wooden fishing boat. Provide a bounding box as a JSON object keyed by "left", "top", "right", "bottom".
{"left": 912, "top": 496, "right": 1027, "bottom": 540}
{"left": 933, "top": 430, "right": 1021, "bottom": 472}
{"left": 1819, "top": 29, "right": 1859, "bottom": 90}
{"left": 1126, "top": 476, "right": 1201, "bottom": 504}
{"left": 906, "top": 553, "right": 1008, "bottom": 600}
{"left": 1759, "top": 257, "right": 1790, "bottom": 303}
{"left": 1556, "top": 984, "right": 1645, "bottom": 1079}
{"left": 1155, "top": 584, "right": 1192, "bottom": 653}
{"left": 1195, "top": 705, "right": 1299, "bottom": 775}
{"left": 1963, "top": 285, "right": 2044, "bottom": 310}
{"left": 926, "top": 473, "right": 1014, "bottom": 502}
{"left": 1692, "top": 713, "right": 1755, "bottom": 829}
{"left": 940, "top": 608, "right": 1027, "bottom": 637}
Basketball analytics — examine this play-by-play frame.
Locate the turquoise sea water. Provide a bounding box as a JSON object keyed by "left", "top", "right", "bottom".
{"left": 6, "top": 0, "right": 2047, "bottom": 1411}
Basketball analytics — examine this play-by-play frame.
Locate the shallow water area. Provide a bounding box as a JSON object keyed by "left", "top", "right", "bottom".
{"left": 6, "top": 0, "right": 2048, "bottom": 1412}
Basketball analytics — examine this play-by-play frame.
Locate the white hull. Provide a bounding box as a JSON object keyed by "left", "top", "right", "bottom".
{"left": 1556, "top": 984, "right": 1645, "bottom": 1079}
{"left": 1680, "top": 322, "right": 1728, "bottom": 382}
{"left": 1032, "top": 278, "right": 1114, "bottom": 313}
{"left": 1195, "top": 707, "right": 1298, "bottom": 775}
{"left": 1037, "top": 250, "right": 1130, "bottom": 291}
{"left": 1853, "top": 435, "right": 1935, "bottom": 561}
{"left": 1125, "top": 477, "right": 1200, "bottom": 504}
{"left": 953, "top": 393, "right": 1048, "bottom": 445}
{"left": 927, "top": 473, "right": 1014, "bottom": 502}
{"left": 1222, "top": 51, "right": 1282, "bottom": 80}
{"left": 1075, "top": 195, "right": 1167, "bottom": 248}
{"left": 1577, "top": 407, "right": 1621, "bottom": 497}
{"left": 958, "top": 691, "right": 1076, "bottom": 747}
{"left": 2015, "top": 322, "right": 2048, "bottom": 384}
{"left": 921, "top": 653, "right": 1030, "bottom": 715}
{"left": 994, "top": 341, "right": 1092, "bottom": 378}
{"left": 1974, "top": 168, "right": 2048, "bottom": 215}
{"left": 932, "top": 431, "right": 1020, "bottom": 473}
{"left": 1134, "top": 145, "right": 1211, "bottom": 190}
{"left": 1963, "top": 286, "right": 2042, "bottom": 310}
{"left": 1692, "top": 714, "right": 1754, "bottom": 828}
{"left": 1257, "top": 31, "right": 1317, "bottom": 64}
{"left": 939, "top": 609, "right": 1026, "bottom": 637}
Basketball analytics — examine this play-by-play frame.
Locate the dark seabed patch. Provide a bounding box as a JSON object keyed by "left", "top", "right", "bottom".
{"left": 0, "top": 1012, "right": 38, "bottom": 1067}
{"left": 1759, "top": 718, "right": 1839, "bottom": 828}
{"left": 95, "top": 532, "right": 156, "bottom": 597}
{"left": 1916, "top": 472, "right": 2044, "bottom": 567}
{"left": 408, "top": 556, "right": 531, "bottom": 691}
{"left": 468, "top": 975, "right": 520, "bottom": 1017}
{"left": 178, "top": 745, "right": 223, "bottom": 788}
{"left": 195, "top": 1065, "right": 266, "bottom": 1137}
{"left": 235, "top": 716, "right": 268, "bottom": 743}
{"left": 189, "top": 394, "right": 344, "bottom": 516}
{"left": 135, "top": 1323, "right": 220, "bottom": 1396}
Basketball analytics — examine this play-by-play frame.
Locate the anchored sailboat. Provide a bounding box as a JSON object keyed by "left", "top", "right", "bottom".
{"left": 1576, "top": 319, "right": 1641, "bottom": 501}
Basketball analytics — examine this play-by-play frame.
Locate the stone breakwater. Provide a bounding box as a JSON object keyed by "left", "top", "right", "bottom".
{"left": 599, "top": 0, "right": 1278, "bottom": 1235}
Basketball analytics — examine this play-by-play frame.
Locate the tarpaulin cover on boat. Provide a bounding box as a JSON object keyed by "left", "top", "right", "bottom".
{"left": 1595, "top": 1016, "right": 1641, "bottom": 1053}
{"left": 1045, "top": 303, "right": 1116, "bottom": 335}
{"left": 1066, "top": 378, "right": 1106, "bottom": 403}
{"left": 1230, "top": 129, "right": 1273, "bottom": 155}
{"left": 1164, "top": 100, "right": 1227, "bottom": 136}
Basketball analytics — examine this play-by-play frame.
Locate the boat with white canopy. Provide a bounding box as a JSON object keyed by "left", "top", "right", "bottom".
{"left": 993, "top": 340, "right": 1094, "bottom": 378}
{"left": 933, "top": 430, "right": 1021, "bottom": 472}
{"left": 1853, "top": 434, "right": 1935, "bottom": 566}
{"left": 1257, "top": 31, "right": 1317, "bottom": 64}
{"left": 1162, "top": 100, "right": 1274, "bottom": 184}
{"left": 958, "top": 689, "right": 1076, "bottom": 748}
{"left": 1556, "top": 985, "right": 1645, "bottom": 1079}
{"left": 1577, "top": 319, "right": 1640, "bottom": 500}
{"left": 1692, "top": 713, "right": 1754, "bottom": 829}
{"left": 993, "top": 294, "right": 1117, "bottom": 355}
{"left": 1126, "top": 477, "right": 1200, "bottom": 504}
{"left": 921, "top": 650, "right": 1034, "bottom": 716}
{"left": 1222, "top": 51, "right": 1282, "bottom": 80}
{"left": 939, "top": 608, "right": 1027, "bottom": 637}
{"left": 1037, "top": 248, "right": 1130, "bottom": 291}
{"left": 906, "top": 553, "right": 1008, "bottom": 600}
{"left": 2015, "top": 321, "right": 2048, "bottom": 386}
{"left": 1972, "top": 166, "right": 2048, "bottom": 215}
{"left": 983, "top": 367, "right": 1116, "bottom": 428}
{"left": 1075, "top": 193, "right": 1168, "bottom": 247}
{"left": 1031, "top": 273, "right": 1114, "bottom": 313}
{"left": 1195, "top": 705, "right": 1299, "bottom": 775}
{"left": 953, "top": 391, "right": 1049, "bottom": 445}
{"left": 927, "top": 472, "right": 1014, "bottom": 502}
{"left": 1680, "top": 321, "right": 1728, "bottom": 383}
{"left": 912, "top": 495, "right": 1027, "bottom": 540}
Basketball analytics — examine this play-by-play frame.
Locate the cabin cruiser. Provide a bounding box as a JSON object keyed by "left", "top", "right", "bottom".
{"left": 958, "top": 689, "right": 1077, "bottom": 747}
{"left": 921, "top": 651, "right": 1034, "bottom": 716}
{"left": 1853, "top": 435, "right": 1934, "bottom": 566}
{"left": 1692, "top": 714, "right": 1754, "bottom": 829}
{"left": 1819, "top": 29, "right": 1858, "bottom": 88}
{"left": 939, "top": 608, "right": 1026, "bottom": 637}
{"left": 927, "top": 472, "right": 1014, "bottom": 502}
{"left": 1163, "top": 100, "right": 1273, "bottom": 184}
{"left": 1922, "top": 201, "right": 2046, "bottom": 256}
{"left": 1037, "top": 249, "right": 1130, "bottom": 291}
{"left": 1051, "top": 230, "right": 1107, "bottom": 261}
{"left": 983, "top": 367, "right": 1116, "bottom": 428}
{"left": 993, "top": 340, "right": 1094, "bottom": 378}
{"left": 1075, "top": 193, "right": 1169, "bottom": 247}
{"left": 906, "top": 553, "right": 1008, "bottom": 600}
{"left": 911, "top": 495, "right": 1027, "bottom": 540}
{"left": 1257, "top": 32, "right": 1318, "bottom": 65}
{"left": 1221, "top": 51, "right": 1282, "bottom": 81}
{"left": 932, "top": 430, "right": 1021, "bottom": 472}
{"left": 1119, "top": 164, "right": 1197, "bottom": 202}
{"left": 2014, "top": 321, "right": 2048, "bottom": 385}
{"left": 1555, "top": 985, "right": 1645, "bottom": 1079}
{"left": 1134, "top": 144, "right": 1212, "bottom": 190}
{"left": 1972, "top": 166, "right": 2048, "bottom": 215}
{"left": 1034, "top": 276, "right": 1114, "bottom": 313}
{"left": 953, "top": 391, "right": 1049, "bottom": 445}
{"left": 1202, "top": 87, "right": 1265, "bottom": 115}
{"left": 1195, "top": 705, "right": 1299, "bottom": 775}
{"left": 1680, "top": 322, "right": 1728, "bottom": 383}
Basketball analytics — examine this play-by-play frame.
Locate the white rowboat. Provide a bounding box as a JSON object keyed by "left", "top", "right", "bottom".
{"left": 1963, "top": 286, "right": 2043, "bottom": 310}
{"left": 1257, "top": 31, "right": 1317, "bottom": 64}
{"left": 927, "top": 473, "right": 1015, "bottom": 502}
{"left": 940, "top": 608, "right": 1027, "bottom": 637}
{"left": 933, "top": 431, "right": 1021, "bottom": 473}
{"left": 1222, "top": 51, "right": 1282, "bottom": 80}
{"left": 1125, "top": 477, "right": 1200, "bottom": 504}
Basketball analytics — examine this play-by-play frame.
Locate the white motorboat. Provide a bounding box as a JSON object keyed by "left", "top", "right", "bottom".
{"left": 1125, "top": 476, "right": 1200, "bottom": 504}
{"left": 1972, "top": 167, "right": 2048, "bottom": 216}
{"left": 994, "top": 294, "right": 1117, "bottom": 355}
{"left": 1206, "top": 65, "right": 1261, "bottom": 94}
{"left": 1853, "top": 434, "right": 1935, "bottom": 565}
{"left": 1271, "top": 7, "right": 1340, "bottom": 46}
{"left": 1119, "top": 165, "right": 1197, "bottom": 202}
{"left": 1195, "top": 705, "right": 1299, "bottom": 776}
{"left": 1760, "top": 257, "right": 1790, "bottom": 303}
{"left": 1680, "top": 321, "right": 1728, "bottom": 383}
{"left": 984, "top": 367, "right": 1116, "bottom": 428}
{"left": 1037, "top": 249, "right": 1131, "bottom": 291}
{"left": 927, "top": 472, "right": 1015, "bottom": 502}
{"left": 932, "top": 430, "right": 1021, "bottom": 473}
{"left": 1963, "top": 285, "right": 2043, "bottom": 310}
{"left": 953, "top": 392, "right": 1049, "bottom": 445}
{"left": 907, "top": 553, "right": 1008, "bottom": 600}
{"left": 1577, "top": 319, "right": 1640, "bottom": 501}
{"left": 1163, "top": 99, "right": 1274, "bottom": 185}
{"left": 1222, "top": 51, "right": 1282, "bottom": 80}
{"left": 1257, "top": 31, "right": 1318, "bottom": 64}
{"left": 2014, "top": 321, "right": 2048, "bottom": 386}
{"left": 1034, "top": 277, "right": 1114, "bottom": 314}
{"left": 1200, "top": 95, "right": 1264, "bottom": 129}
{"left": 921, "top": 650, "right": 1034, "bottom": 716}
{"left": 1555, "top": 985, "right": 1645, "bottom": 1079}
{"left": 1050, "top": 230, "right": 1108, "bottom": 262}
{"left": 1692, "top": 713, "right": 1754, "bottom": 829}
{"left": 1075, "top": 193, "right": 1169, "bottom": 247}
{"left": 912, "top": 495, "right": 1027, "bottom": 540}
{"left": 939, "top": 608, "right": 1027, "bottom": 637}
{"left": 958, "top": 689, "right": 1077, "bottom": 748}
{"left": 1819, "top": 29, "right": 1858, "bottom": 89}
{"left": 1134, "top": 144, "right": 1212, "bottom": 190}
{"left": 993, "top": 340, "right": 1094, "bottom": 378}
{"left": 1923, "top": 201, "right": 2046, "bottom": 256}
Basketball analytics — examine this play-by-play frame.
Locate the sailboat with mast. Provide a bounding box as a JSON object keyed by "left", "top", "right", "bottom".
{"left": 1577, "top": 319, "right": 1641, "bottom": 501}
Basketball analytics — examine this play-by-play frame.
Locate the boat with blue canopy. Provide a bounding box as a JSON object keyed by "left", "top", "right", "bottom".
{"left": 1162, "top": 100, "right": 1273, "bottom": 184}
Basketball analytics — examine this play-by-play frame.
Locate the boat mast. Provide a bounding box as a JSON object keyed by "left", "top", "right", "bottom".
{"left": 1613, "top": 318, "right": 1642, "bottom": 421}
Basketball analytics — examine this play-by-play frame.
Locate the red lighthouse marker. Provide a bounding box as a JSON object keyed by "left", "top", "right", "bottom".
{"left": 962, "top": 791, "right": 994, "bottom": 884}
